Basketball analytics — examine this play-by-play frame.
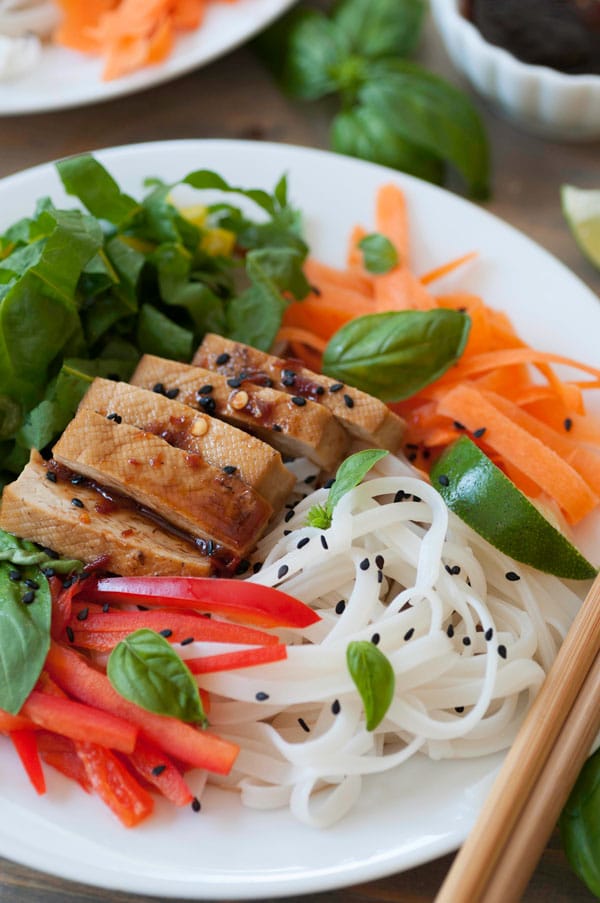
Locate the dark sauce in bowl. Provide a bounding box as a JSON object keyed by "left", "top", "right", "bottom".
{"left": 466, "top": 0, "right": 600, "bottom": 75}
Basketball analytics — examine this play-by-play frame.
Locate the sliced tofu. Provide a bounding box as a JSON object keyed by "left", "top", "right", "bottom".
{"left": 80, "top": 378, "right": 295, "bottom": 512}
{"left": 0, "top": 452, "right": 213, "bottom": 577}
{"left": 52, "top": 410, "right": 272, "bottom": 559}
{"left": 194, "top": 333, "right": 405, "bottom": 452}
{"left": 130, "top": 355, "right": 349, "bottom": 471}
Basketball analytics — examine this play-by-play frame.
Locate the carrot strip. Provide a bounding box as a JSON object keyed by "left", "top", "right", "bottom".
{"left": 375, "top": 183, "right": 410, "bottom": 262}
{"left": 304, "top": 258, "right": 373, "bottom": 298}
{"left": 420, "top": 252, "right": 477, "bottom": 285}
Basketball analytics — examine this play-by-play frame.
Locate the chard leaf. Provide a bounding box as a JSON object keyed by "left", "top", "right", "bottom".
{"left": 346, "top": 640, "right": 395, "bottom": 730}
{"left": 323, "top": 309, "right": 471, "bottom": 401}
{"left": 57, "top": 154, "right": 141, "bottom": 227}
{"left": 136, "top": 304, "right": 193, "bottom": 361}
{"left": 182, "top": 170, "right": 278, "bottom": 217}
{"left": 246, "top": 247, "right": 310, "bottom": 300}
{"left": 108, "top": 628, "right": 206, "bottom": 725}
{"left": 332, "top": 0, "right": 426, "bottom": 59}
{"left": 358, "top": 233, "right": 399, "bottom": 273}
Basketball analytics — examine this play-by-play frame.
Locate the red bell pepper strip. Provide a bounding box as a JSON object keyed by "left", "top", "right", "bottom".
{"left": 76, "top": 742, "right": 154, "bottom": 828}
{"left": 9, "top": 729, "right": 46, "bottom": 795}
{"left": 87, "top": 577, "right": 320, "bottom": 629}
{"left": 45, "top": 643, "right": 239, "bottom": 775}
{"left": 127, "top": 736, "right": 194, "bottom": 807}
{"left": 0, "top": 710, "right": 34, "bottom": 733}
{"left": 187, "top": 644, "right": 288, "bottom": 674}
{"left": 36, "top": 731, "right": 93, "bottom": 793}
{"left": 49, "top": 575, "right": 82, "bottom": 640}
{"left": 65, "top": 609, "right": 280, "bottom": 645}
{"left": 21, "top": 690, "right": 138, "bottom": 754}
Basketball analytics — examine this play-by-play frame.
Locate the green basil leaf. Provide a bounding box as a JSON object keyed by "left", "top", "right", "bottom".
{"left": 57, "top": 154, "right": 141, "bottom": 227}
{"left": 358, "top": 233, "right": 399, "bottom": 274}
{"left": 331, "top": 106, "right": 444, "bottom": 184}
{"left": 332, "top": 0, "right": 426, "bottom": 59}
{"left": 0, "top": 562, "right": 51, "bottom": 714}
{"left": 282, "top": 10, "right": 347, "bottom": 100}
{"left": 560, "top": 747, "right": 600, "bottom": 898}
{"left": 136, "top": 304, "right": 193, "bottom": 361}
{"left": 0, "top": 529, "right": 81, "bottom": 573}
{"left": 307, "top": 448, "right": 388, "bottom": 528}
{"left": 182, "top": 170, "right": 277, "bottom": 217}
{"left": 346, "top": 640, "right": 395, "bottom": 731}
{"left": 360, "top": 60, "right": 490, "bottom": 199}
{"left": 107, "top": 628, "right": 206, "bottom": 725}
{"left": 323, "top": 309, "right": 471, "bottom": 401}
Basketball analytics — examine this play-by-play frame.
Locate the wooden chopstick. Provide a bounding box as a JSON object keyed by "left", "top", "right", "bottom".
{"left": 435, "top": 571, "right": 600, "bottom": 903}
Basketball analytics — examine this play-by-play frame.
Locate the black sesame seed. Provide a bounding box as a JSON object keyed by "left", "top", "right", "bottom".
{"left": 371, "top": 632, "right": 381, "bottom": 646}
{"left": 277, "top": 565, "right": 289, "bottom": 580}
{"left": 335, "top": 600, "right": 346, "bottom": 615}
{"left": 445, "top": 564, "right": 453, "bottom": 575}
{"left": 41, "top": 567, "right": 55, "bottom": 578}
{"left": 284, "top": 509, "right": 295, "bottom": 523}
{"left": 438, "top": 474, "right": 449, "bottom": 487}
{"left": 216, "top": 353, "right": 230, "bottom": 365}
{"left": 375, "top": 554, "right": 384, "bottom": 569}
{"left": 320, "top": 535, "right": 329, "bottom": 550}
{"left": 66, "top": 626, "right": 75, "bottom": 643}
{"left": 165, "top": 388, "right": 180, "bottom": 400}
{"left": 107, "top": 412, "right": 122, "bottom": 423}
{"left": 281, "top": 369, "right": 296, "bottom": 387}
{"left": 451, "top": 565, "right": 461, "bottom": 575}
{"left": 564, "top": 417, "right": 573, "bottom": 432}
{"left": 473, "top": 427, "right": 487, "bottom": 439}
{"left": 76, "top": 607, "right": 89, "bottom": 622}
{"left": 453, "top": 421, "right": 466, "bottom": 431}
{"left": 297, "top": 537, "right": 310, "bottom": 549}
{"left": 359, "top": 558, "right": 370, "bottom": 571}
{"left": 291, "top": 396, "right": 306, "bottom": 406}
{"left": 71, "top": 498, "right": 84, "bottom": 508}
{"left": 324, "top": 477, "right": 336, "bottom": 489}
{"left": 423, "top": 450, "right": 431, "bottom": 460}
{"left": 298, "top": 717, "right": 310, "bottom": 733}
{"left": 152, "top": 764, "right": 166, "bottom": 777}
{"left": 227, "top": 376, "right": 242, "bottom": 388}
{"left": 394, "top": 489, "right": 406, "bottom": 503}
{"left": 252, "top": 562, "right": 263, "bottom": 574}
{"left": 406, "top": 443, "right": 419, "bottom": 451}
{"left": 462, "top": 636, "right": 471, "bottom": 646}
{"left": 63, "top": 576, "right": 75, "bottom": 589}
{"left": 455, "top": 706, "right": 465, "bottom": 713}
{"left": 377, "top": 570, "right": 383, "bottom": 584}
{"left": 255, "top": 691, "right": 269, "bottom": 701}
{"left": 498, "top": 645, "right": 508, "bottom": 659}
{"left": 107, "top": 372, "right": 120, "bottom": 381}
{"left": 22, "top": 591, "right": 35, "bottom": 605}
{"left": 70, "top": 474, "right": 84, "bottom": 485}
{"left": 404, "top": 628, "right": 415, "bottom": 641}
{"left": 304, "top": 474, "right": 316, "bottom": 485}
{"left": 206, "top": 540, "right": 215, "bottom": 557}
{"left": 102, "top": 602, "right": 110, "bottom": 613}
{"left": 315, "top": 386, "right": 325, "bottom": 396}
{"left": 272, "top": 423, "right": 283, "bottom": 432}
{"left": 8, "top": 569, "right": 20, "bottom": 581}
{"left": 343, "top": 394, "right": 354, "bottom": 409}
{"left": 283, "top": 530, "right": 291, "bottom": 536}
{"left": 447, "top": 623, "right": 455, "bottom": 638}
{"left": 46, "top": 471, "right": 57, "bottom": 483}
{"left": 484, "top": 627, "right": 494, "bottom": 641}
{"left": 137, "top": 604, "right": 150, "bottom": 611}
{"left": 191, "top": 797, "right": 202, "bottom": 812}
{"left": 196, "top": 396, "right": 216, "bottom": 414}
{"left": 198, "top": 384, "right": 213, "bottom": 395}
{"left": 159, "top": 629, "right": 173, "bottom": 638}
{"left": 152, "top": 383, "right": 165, "bottom": 395}
{"left": 329, "top": 383, "right": 344, "bottom": 393}
{"left": 180, "top": 637, "right": 194, "bottom": 646}
{"left": 408, "top": 452, "right": 417, "bottom": 462}
{"left": 505, "top": 571, "right": 520, "bottom": 582}
{"left": 331, "top": 699, "right": 341, "bottom": 715}
{"left": 223, "top": 465, "right": 237, "bottom": 475}
{"left": 235, "top": 559, "right": 250, "bottom": 576}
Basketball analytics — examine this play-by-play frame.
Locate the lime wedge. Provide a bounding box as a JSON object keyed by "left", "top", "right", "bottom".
{"left": 430, "top": 437, "right": 597, "bottom": 580}
{"left": 561, "top": 184, "right": 600, "bottom": 270}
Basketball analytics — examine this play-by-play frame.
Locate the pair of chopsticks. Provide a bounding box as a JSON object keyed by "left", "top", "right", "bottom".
{"left": 436, "top": 571, "right": 600, "bottom": 903}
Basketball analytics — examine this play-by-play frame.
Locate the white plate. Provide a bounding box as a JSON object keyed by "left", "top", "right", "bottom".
{"left": 0, "top": 140, "right": 598, "bottom": 899}
{"left": 0, "top": 0, "right": 296, "bottom": 116}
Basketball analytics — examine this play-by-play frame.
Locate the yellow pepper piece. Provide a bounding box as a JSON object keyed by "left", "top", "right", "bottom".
{"left": 178, "top": 204, "right": 208, "bottom": 228}
{"left": 200, "top": 228, "right": 236, "bottom": 257}
{"left": 120, "top": 235, "right": 156, "bottom": 254}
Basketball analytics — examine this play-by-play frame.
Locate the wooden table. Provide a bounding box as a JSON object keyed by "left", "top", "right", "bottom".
{"left": 0, "top": 11, "right": 598, "bottom": 903}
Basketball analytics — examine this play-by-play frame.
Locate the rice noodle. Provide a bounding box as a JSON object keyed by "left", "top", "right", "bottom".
{"left": 0, "top": 0, "right": 58, "bottom": 81}
{"left": 187, "top": 454, "right": 587, "bottom": 828}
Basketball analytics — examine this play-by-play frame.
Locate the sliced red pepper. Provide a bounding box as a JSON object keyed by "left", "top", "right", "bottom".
{"left": 0, "top": 710, "right": 34, "bottom": 733}
{"left": 76, "top": 742, "right": 154, "bottom": 828}
{"left": 36, "top": 731, "right": 92, "bottom": 793}
{"left": 187, "top": 644, "right": 288, "bottom": 674}
{"left": 65, "top": 609, "right": 280, "bottom": 646}
{"left": 127, "top": 736, "right": 194, "bottom": 807}
{"left": 45, "top": 643, "right": 239, "bottom": 775}
{"left": 88, "top": 577, "right": 320, "bottom": 629}
{"left": 9, "top": 729, "right": 46, "bottom": 795}
{"left": 50, "top": 575, "right": 83, "bottom": 640}
{"left": 21, "top": 690, "right": 138, "bottom": 754}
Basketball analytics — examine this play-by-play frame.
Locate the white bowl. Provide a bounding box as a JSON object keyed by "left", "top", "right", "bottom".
{"left": 430, "top": 0, "right": 600, "bottom": 141}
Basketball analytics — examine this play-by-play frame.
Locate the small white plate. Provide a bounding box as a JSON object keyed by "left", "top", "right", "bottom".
{"left": 0, "top": 0, "right": 296, "bottom": 116}
{"left": 0, "top": 140, "right": 598, "bottom": 899}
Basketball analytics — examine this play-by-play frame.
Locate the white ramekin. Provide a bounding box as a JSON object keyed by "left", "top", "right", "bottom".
{"left": 430, "top": 0, "right": 600, "bottom": 141}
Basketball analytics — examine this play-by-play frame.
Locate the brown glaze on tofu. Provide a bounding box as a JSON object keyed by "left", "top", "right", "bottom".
{"left": 130, "top": 355, "right": 349, "bottom": 471}
{"left": 194, "top": 334, "right": 405, "bottom": 452}
{"left": 80, "top": 378, "right": 295, "bottom": 512}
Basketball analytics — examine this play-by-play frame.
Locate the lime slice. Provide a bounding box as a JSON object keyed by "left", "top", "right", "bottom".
{"left": 561, "top": 184, "right": 600, "bottom": 270}
{"left": 430, "top": 437, "right": 597, "bottom": 580}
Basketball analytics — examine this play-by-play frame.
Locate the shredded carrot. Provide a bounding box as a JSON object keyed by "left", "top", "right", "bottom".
{"left": 281, "top": 184, "right": 600, "bottom": 526}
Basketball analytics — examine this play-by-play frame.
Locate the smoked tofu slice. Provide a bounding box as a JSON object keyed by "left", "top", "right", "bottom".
{"left": 0, "top": 452, "right": 213, "bottom": 577}
{"left": 194, "top": 333, "right": 405, "bottom": 452}
{"left": 52, "top": 410, "right": 272, "bottom": 559}
{"left": 130, "top": 355, "right": 349, "bottom": 471}
{"left": 80, "top": 378, "right": 295, "bottom": 512}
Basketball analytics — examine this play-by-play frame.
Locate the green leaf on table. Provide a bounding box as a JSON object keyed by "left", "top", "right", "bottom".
{"left": 346, "top": 640, "right": 395, "bottom": 730}
{"left": 57, "top": 154, "right": 141, "bottom": 227}
{"left": 323, "top": 309, "right": 471, "bottom": 401}
{"left": 358, "top": 233, "right": 399, "bottom": 273}
{"left": 560, "top": 746, "right": 600, "bottom": 898}
{"left": 307, "top": 448, "right": 388, "bottom": 529}
{"left": 136, "top": 304, "right": 194, "bottom": 361}
{"left": 108, "top": 628, "right": 207, "bottom": 725}
{"left": 281, "top": 10, "right": 347, "bottom": 100}
{"left": 332, "top": 0, "right": 426, "bottom": 60}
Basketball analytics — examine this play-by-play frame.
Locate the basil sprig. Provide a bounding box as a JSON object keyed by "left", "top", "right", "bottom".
{"left": 257, "top": 0, "right": 490, "bottom": 197}
{"left": 323, "top": 309, "right": 471, "bottom": 402}
{"left": 307, "top": 448, "right": 388, "bottom": 529}
{"left": 107, "top": 629, "right": 207, "bottom": 725}
{"left": 346, "top": 640, "right": 395, "bottom": 731}
{"left": 358, "top": 233, "right": 399, "bottom": 274}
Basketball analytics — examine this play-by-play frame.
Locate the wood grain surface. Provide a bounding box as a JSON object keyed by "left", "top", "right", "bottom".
{"left": 0, "top": 9, "right": 598, "bottom": 903}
